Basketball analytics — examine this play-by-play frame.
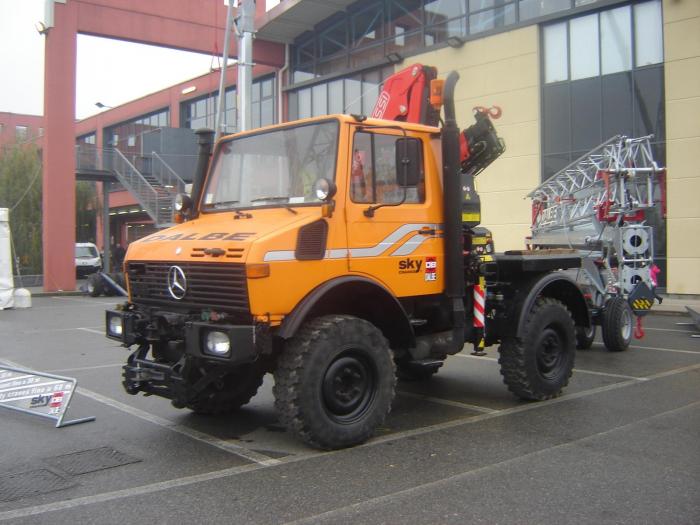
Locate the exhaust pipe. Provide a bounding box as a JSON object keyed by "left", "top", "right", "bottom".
{"left": 190, "top": 128, "right": 215, "bottom": 218}
{"left": 441, "top": 72, "right": 466, "bottom": 351}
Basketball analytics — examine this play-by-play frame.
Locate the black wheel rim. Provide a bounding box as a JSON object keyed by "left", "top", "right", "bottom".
{"left": 322, "top": 350, "right": 376, "bottom": 424}
{"left": 535, "top": 327, "right": 566, "bottom": 380}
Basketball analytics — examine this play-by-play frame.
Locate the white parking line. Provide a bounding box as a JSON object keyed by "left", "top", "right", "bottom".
{"left": 74, "top": 386, "right": 282, "bottom": 467}
{"left": 0, "top": 358, "right": 280, "bottom": 468}
{"left": 643, "top": 327, "right": 695, "bottom": 334}
{"left": 47, "top": 363, "right": 123, "bottom": 373}
{"left": 21, "top": 326, "right": 103, "bottom": 335}
{"left": 51, "top": 296, "right": 117, "bottom": 305}
{"left": 593, "top": 342, "right": 700, "bottom": 355}
{"left": 1, "top": 361, "right": 698, "bottom": 522}
{"left": 365, "top": 362, "right": 700, "bottom": 448}
{"left": 397, "top": 390, "right": 498, "bottom": 414}
{"left": 282, "top": 400, "right": 700, "bottom": 525}
{"left": 76, "top": 327, "right": 105, "bottom": 336}
{"left": 571, "top": 369, "right": 646, "bottom": 381}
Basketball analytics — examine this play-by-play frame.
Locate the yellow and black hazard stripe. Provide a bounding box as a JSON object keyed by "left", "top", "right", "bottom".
{"left": 631, "top": 298, "right": 653, "bottom": 311}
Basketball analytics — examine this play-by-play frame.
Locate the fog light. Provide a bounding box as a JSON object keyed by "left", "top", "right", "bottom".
{"left": 205, "top": 331, "right": 231, "bottom": 356}
{"left": 109, "top": 315, "right": 123, "bottom": 336}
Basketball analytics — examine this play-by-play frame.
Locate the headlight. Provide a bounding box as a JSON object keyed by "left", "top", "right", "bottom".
{"left": 108, "top": 315, "right": 123, "bottom": 337}
{"left": 204, "top": 331, "right": 231, "bottom": 357}
{"left": 313, "top": 178, "right": 337, "bottom": 201}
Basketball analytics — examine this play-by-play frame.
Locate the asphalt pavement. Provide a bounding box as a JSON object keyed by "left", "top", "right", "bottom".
{"left": 0, "top": 296, "right": 698, "bottom": 524}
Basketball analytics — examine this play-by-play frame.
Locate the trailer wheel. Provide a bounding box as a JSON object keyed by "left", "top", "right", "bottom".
{"left": 86, "top": 273, "right": 104, "bottom": 297}
{"left": 498, "top": 297, "right": 575, "bottom": 401}
{"left": 601, "top": 296, "right": 633, "bottom": 352}
{"left": 273, "top": 315, "right": 396, "bottom": 450}
{"left": 576, "top": 325, "right": 596, "bottom": 350}
{"left": 187, "top": 364, "right": 265, "bottom": 415}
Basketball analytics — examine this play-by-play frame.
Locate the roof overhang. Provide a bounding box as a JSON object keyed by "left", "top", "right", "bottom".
{"left": 256, "top": 0, "right": 356, "bottom": 44}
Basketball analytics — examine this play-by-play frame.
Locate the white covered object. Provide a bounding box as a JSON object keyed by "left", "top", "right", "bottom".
{"left": 0, "top": 208, "right": 14, "bottom": 309}
{"left": 13, "top": 288, "right": 31, "bottom": 308}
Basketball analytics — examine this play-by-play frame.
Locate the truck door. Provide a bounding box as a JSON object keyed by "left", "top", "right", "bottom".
{"left": 345, "top": 129, "right": 444, "bottom": 297}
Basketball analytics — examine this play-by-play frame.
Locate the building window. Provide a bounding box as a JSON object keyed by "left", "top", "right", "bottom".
{"left": 181, "top": 77, "right": 274, "bottom": 132}
{"left": 288, "top": 65, "right": 394, "bottom": 120}
{"left": 541, "top": 0, "right": 666, "bottom": 282}
{"left": 78, "top": 133, "right": 96, "bottom": 145}
{"left": 291, "top": 0, "right": 610, "bottom": 84}
{"left": 104, "top": 108, "right": 170, "bottom": 153}
{"left": 15, "top": 125, "right": 29, "bottom": 141}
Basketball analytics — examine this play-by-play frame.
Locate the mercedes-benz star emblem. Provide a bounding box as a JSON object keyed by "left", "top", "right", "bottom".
{"left": 167, "top": 265, "right": 187, "bottom": 300}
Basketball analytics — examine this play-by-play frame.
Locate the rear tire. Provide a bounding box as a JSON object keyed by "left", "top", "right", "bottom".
{"left": 601, "top": 296, "right": 633, "bottom": 352}
{"left": 86, "top": 273, "right": 104, "bottom": 297}
{"left": 498, "top": 298, "right": 575, "bottom": 401}
{"left": 187, "top": 364, "right": 265, "bottom": 415}
{"left": 273, "top": 315, "right": 396, "bottom": 450}
{"left": 576, "top": 324, "right": 596, "bottom": 350}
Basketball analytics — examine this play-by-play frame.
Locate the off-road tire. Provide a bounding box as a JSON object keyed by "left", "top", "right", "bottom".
{"left": 86, "top": 273, "right": 104, "bottom": 297}
{"left": 187, "top": 364, "right": 265, "bottom": 415}
{"left": 396, "top": 360, "right": 443, "bottom": 381}
{"left": 273, "top": 315, "right": 396, "bottom": 450}
{"left": 498, "top": 297, "right": 576, "bottom": 400}
{"left": 576, "top": 324, "right": 596, "bottom": 350}
{"left": 601, "top": 296, "right": 633, "bottom": 352}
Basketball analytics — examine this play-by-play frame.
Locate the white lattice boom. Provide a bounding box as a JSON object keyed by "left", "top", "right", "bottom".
{"left": 528, "top": 135, "right": 664, "bottom": 248}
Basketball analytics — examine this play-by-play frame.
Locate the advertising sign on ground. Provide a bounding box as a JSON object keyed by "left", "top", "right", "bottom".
{"left": 0, "top": 366, "right": 95, "bottom": 427}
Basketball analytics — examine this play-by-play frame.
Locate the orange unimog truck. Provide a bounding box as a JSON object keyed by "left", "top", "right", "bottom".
{"left": 106, "top": 67, "right": 590, "bottom": 450}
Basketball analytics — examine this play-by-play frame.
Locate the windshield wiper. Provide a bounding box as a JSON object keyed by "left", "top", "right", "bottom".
{"left": 207, "top": 200, "right": 240, "bottom": 209}
{"left": 250, "top": 196, "right": 298, "bottom": 214}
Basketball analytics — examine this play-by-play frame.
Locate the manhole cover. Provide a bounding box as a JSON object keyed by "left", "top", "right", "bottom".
{"left": 44, "top": 447, "right": 141, "bottom": 476}
{"left": 0, "top": 469, "right": 77, "bottom": 502}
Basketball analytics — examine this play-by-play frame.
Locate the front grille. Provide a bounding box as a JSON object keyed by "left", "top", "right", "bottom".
{"left": 127, "top": 261, "right": 249, "bottom": 314}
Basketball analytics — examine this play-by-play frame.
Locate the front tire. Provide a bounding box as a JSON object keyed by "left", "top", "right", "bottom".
{"left": 498, "top": 298, "right": 575, "bottom": 400}
{"left": 186, "top": 364, "right": 265, "bottom": 415}
{"left": 273, "top": 315, "right": 396, "bottom": 450}
{"left": 601, "top": 296, "right": 633, "bottom": 352}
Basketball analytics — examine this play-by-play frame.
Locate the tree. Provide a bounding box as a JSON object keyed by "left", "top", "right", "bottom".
{"left": 0, "top": 144, "right": 100, "bottom": 276}
{"left": 0, "top": 144, "right": 42, "bottom": 274}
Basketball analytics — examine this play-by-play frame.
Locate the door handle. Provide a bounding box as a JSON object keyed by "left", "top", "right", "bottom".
{"left": 418, "top": 228, "right": 435, "bottom": 236}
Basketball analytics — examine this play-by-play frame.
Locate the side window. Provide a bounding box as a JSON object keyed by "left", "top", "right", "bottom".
{"left": 350, "top": 131, "right": 425, "bottom": 204}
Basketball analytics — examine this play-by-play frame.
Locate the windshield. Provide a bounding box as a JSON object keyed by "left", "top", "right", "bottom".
{"left": 75, "top": 246, "right": 98, "bottom": 258}
{"left": 202, "top": 120, "right": 339, "bottom": 211}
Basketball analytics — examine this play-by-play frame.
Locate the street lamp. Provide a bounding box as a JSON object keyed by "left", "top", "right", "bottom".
{"left": 95, "top": 102, "right": 113, "bottom": 109}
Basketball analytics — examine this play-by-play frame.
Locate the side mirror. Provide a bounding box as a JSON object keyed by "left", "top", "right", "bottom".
{"left": 174, "top": 193, "right": 193, "bottom": 213}
{"left": 395, "top": 138, "right": 421, "bottom": 187}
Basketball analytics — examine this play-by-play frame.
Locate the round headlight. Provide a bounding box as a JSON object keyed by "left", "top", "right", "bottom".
{"left": 109, "top": 316, "right": 123, "bottom": 336}
{"left": 313, "top": 178, "right": 336, "bottom": 201}
{"left": 205, "top": 331, "right": 231, "bottom": 356}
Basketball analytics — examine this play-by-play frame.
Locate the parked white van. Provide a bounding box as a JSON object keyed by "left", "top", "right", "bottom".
{"left": 75, "top": 242, "right": 102, "bottom": 277}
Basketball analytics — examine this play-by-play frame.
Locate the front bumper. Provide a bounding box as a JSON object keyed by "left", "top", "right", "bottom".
{"left": 106, "top": 308, "right": 261, "bottom": 405}
{"left": 105, "top": 309, "right": 257, "bottom": 365}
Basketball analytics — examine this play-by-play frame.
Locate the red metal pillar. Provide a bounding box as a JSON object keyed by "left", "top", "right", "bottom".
{"left": 42, "top": 2, "right": 77, "bottom": 291}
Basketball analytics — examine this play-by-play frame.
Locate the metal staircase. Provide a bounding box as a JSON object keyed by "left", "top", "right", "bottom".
{"left": 75, "top": 145, "right": 184, "bottom": 228}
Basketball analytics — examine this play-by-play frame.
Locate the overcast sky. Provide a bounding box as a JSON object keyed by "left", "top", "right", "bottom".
{"left": 0, "top": 0, "right": 221, "bottom": 120}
